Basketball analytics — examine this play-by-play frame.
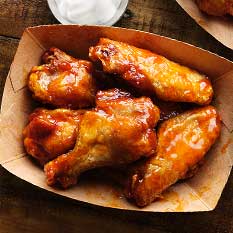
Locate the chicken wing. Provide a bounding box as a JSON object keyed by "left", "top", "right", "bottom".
{"left": 28, "top": 47, "right": 96, "bottom": 109}
{"left": 44, "top": 89, "right": 160, "bottom": 188}
{"left": 89, "top": 38, "right": 213, "bottom": 105}
{"left": 23, "top": 108, "right": 85, "bottom": 165}
{"left": 125, "top": 106, "right": 221, "bottom": 207}
{"left": 196, "top": 0, "right": 233, "bottom": 16}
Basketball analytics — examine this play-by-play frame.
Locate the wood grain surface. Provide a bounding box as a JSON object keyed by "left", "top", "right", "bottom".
{"left": 0, "top": 0, "right": 232, "bottom": 233}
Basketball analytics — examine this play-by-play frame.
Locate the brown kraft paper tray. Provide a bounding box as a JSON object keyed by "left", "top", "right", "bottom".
{"left": 0, "top": 25, "right": 233, "bottom": 212}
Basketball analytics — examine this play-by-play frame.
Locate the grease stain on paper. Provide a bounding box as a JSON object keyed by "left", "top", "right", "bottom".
{"left": 221, "top": 138, "right": 232, "bottom": 154}
{"left": 161, "top": 190, "right": 185, "bottom": 211}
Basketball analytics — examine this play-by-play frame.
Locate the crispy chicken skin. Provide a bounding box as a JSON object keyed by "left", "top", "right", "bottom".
{"left": 23, "top": 108, "right": 85, "bottom": 165}
{"left": 28, "top": 47, "right": 96, "bottom": 109}
{"left": 125, "top": 106, "right": 221, "bottom": 207}
{"left": 196, "top": 0, "right": 233, "bottom": 16}
{"left": 89, "top": 38, "right": 213, "bottom": 105}
{"left": 44, "top": 89, "right": 160, "bottom": 188}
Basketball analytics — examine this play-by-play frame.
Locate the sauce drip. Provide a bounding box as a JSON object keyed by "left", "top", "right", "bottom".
{"left": 221, "top": 138, "right": 232, "bottom": 154}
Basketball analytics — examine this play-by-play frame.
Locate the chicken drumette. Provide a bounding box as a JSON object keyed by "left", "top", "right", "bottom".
{"left": 23, "top": 108, "right": 85, "bottom": 165}
{"left": 44, "top": 89, "right": 160, "bottom": 188}
{"left": 89, "top": 38, "right": 213, "bottom": 105}
{"left": 125, "top": 106, "right": 221, "bottom": 207}
{"left": 28, "top": 47, "right": 96, "bottom": 109}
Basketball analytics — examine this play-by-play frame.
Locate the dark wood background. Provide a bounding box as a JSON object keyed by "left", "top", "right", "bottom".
{"left": 0, "top": 0, "right": 232, "bottom": 232}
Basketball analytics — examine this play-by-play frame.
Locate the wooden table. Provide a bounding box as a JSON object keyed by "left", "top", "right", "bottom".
{"left": 0, "top": 1, "right": 232, "bottom": 232}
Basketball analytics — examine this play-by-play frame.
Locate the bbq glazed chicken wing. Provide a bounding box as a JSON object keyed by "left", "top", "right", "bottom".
{"left": 28, "top": 47, "right": 96, "bottom": 109}
{"left": 196, "top": 0, "right": 233, "bottom": 16}
{"left": 23, "top": 108, "right": 85, "bottom": 165}
{"left": 44, "top": 89, "right": 160, "bottom": 188}
{"left": 89, "top": 38, "right": 213, "bottom": 105}
{"left": 125, "top": 106, "right": 221, "bottom": 207}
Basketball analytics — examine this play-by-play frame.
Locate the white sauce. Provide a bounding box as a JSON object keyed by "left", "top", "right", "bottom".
{"left": 55, "top": 0, "right": 122, "bottom": 25}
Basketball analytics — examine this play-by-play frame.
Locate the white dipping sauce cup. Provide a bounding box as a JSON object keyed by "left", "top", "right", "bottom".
{"left": 47, "top": 0, "right": 129, "bottom": 25}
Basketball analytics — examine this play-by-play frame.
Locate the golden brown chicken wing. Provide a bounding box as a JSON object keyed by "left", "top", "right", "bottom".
{"left": 196, "top": 0, "right": 233, "bottom": 16}
{"left": 125, "top": 106, "right": 221, "bottom": 207}
{"left": 23, "top": 108, "right": 85, "bottom": 165}
{"left": 28, "top": 47, "right": 96, "bottom": 109}
{"left": 89, "top": 38, "right": 213, "bottom": 105}
{"left": 44, "top": 89, "right": 160, "bottom": 188}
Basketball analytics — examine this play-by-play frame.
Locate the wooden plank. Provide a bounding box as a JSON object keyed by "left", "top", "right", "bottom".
{"left": 0, "top": 36, "right": 18, "bottom": 102}
{"left": 0, "top": 0, "right": 58, "bottom": 38}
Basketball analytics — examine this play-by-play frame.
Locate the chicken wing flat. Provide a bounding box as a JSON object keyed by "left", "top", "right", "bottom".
{"left": 196, "top": 0, "right": 233, "bottom": 16}
{"left": 89, "top": 38, "right": 213, "bottom": 105}
{"left": 125, "top": 106, "right": 221, "bottom": 207}
{"left": 44, "top": 89, "right": 160, "bottom": 188}
{"left": 28, "top": 47, "right": 96, "bottom": 109}
{"left": 23, "top": 108, "right": 85, "bottom": 165}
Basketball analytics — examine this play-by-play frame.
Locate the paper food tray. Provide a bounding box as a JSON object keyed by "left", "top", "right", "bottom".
{"left": 0, "top": 25, "right": 232, "bottom": 212}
